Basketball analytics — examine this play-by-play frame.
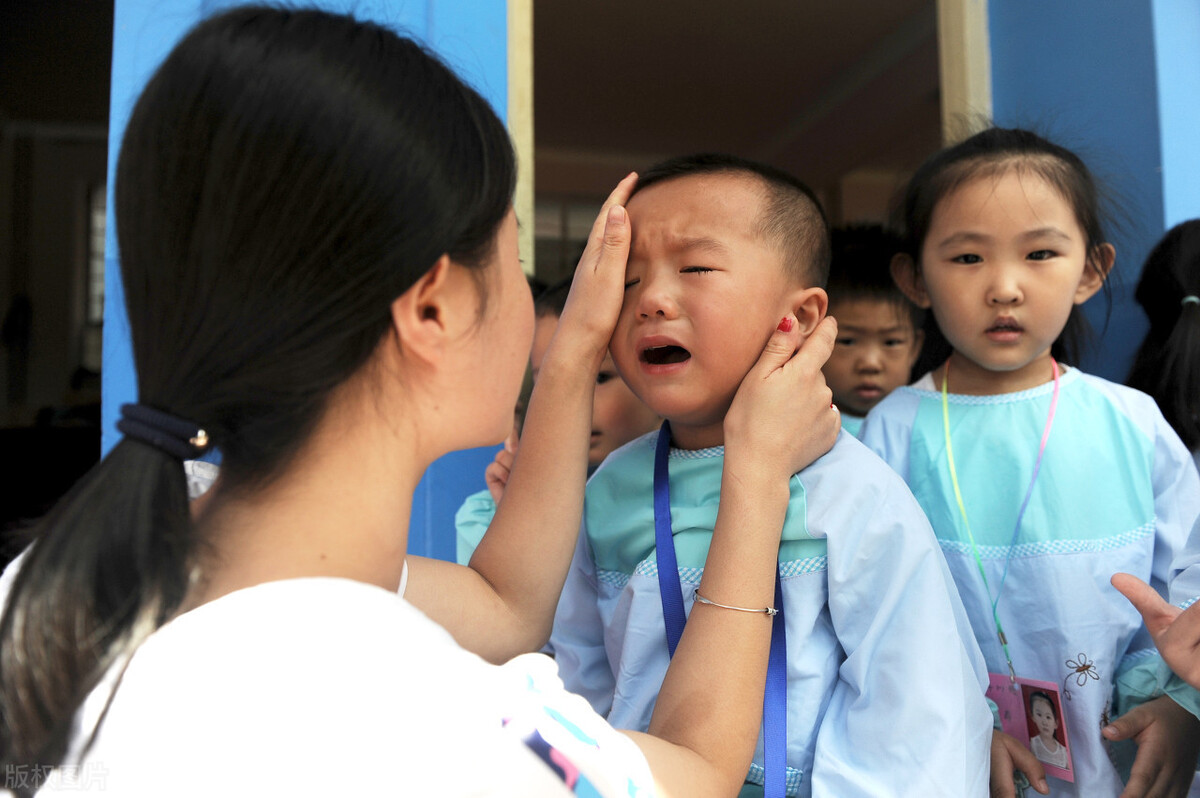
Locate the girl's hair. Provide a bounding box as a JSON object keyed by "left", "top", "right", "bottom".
{"left": 0, "top": 6, "right": 514, "bottom": 775}
{"left": 892, "top": 127, "right": 1114, "bottom": 367}
{"left": 1029, "top": 691, "right": 1057, "bottom": 717}
{"left": 1126, "top": 220, "right": 1200, "bottom": 450}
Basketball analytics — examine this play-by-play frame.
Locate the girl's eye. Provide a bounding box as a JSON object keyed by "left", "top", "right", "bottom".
{"left": 596, "top": 371, "right": 616, "bottom": 385}
{"left": 951, "top": 253, "right": 982, "bottom": 264}
{"left": 681, "top": 266, "right": 714, "bottom": 274}
{"left": 1028, "top": 249, "right": 1056, "bottom": 261}
{"left": 835, "top": 337, "right": 856, "bottom": 346}
{"left": 885, "top": 338, "right": 907, "bottom": 347}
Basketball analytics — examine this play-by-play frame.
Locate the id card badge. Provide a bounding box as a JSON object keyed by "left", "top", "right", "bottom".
{"left": 987, "top": 673, "right": 1074, "bottom": 783}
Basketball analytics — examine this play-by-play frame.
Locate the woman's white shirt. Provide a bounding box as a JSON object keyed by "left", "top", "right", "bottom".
{"left": 28, "top": 577, "right": 654, "bottom": 797}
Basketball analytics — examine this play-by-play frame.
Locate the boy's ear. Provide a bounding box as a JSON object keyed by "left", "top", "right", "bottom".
{"left": 789, "top": 286, "right": 829, "bottom": 337}
{"left": 890, "top": 253, "right": 932, "bottom": 309}
{"left": 389, "top": 254, "right": 456, "bottom": 366}
{"left": 1075, "top": 243, "right": 1115, "bottom": 304}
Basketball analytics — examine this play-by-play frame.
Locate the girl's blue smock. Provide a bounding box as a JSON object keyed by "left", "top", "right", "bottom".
{"left": 860, "top": 368, "right": 1200, "bottom": 796}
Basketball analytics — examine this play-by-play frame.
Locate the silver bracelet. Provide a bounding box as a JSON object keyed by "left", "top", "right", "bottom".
{"left": 693, "top": 589, "right": 778, "bottom": 616}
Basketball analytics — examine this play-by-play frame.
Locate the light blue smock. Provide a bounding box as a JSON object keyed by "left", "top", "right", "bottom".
{"left": 839, "top": 412, "right": 864, "bottom": 438}
{"left": 550, "top": 429, "right": 993, "bottom": 797}
{"left": 454, "top": 489, "right": 496, "bottom": 566}
{"left": 860, "top": 368, "right": 1200, "bottom": 796}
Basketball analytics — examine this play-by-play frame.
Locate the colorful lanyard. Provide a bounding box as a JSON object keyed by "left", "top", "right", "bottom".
{"left": 653, "top": 421, "right": 788, "bottom": 798}
{"left": 941, "top": 359, "right": 1060, "bottom": 681}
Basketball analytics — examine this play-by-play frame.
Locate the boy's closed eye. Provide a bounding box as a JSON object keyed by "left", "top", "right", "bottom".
{"left": 597, "top": 371, "right": 616, "bottom": 386}
{"left": 680, "top": 266, "right": 715, "bottom": 275}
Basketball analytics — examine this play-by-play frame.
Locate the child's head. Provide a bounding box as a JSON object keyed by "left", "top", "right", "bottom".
{"left": 1127, "top": 219, "right": 1200, "bottom": 450}
{"left": 1029, "top": 692, "right": 1059, "bottom": 740}
{"left": 889, "top": 128, "right": 1115, "bottom": 390}
{"left": 611, "top": 154, "right": 830, "bottom": 448}
{"left": 822, "top": 226, "right": 924, "bottom": 417}
{"left": 531, "top": 279, "right": 659, "bottom": 467}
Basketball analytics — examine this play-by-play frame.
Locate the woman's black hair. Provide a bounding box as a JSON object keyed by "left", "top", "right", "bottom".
{"left": 891, "top": 127, "right": 1115, "bottom": 368}
{"left": 1127, "top": 220, "right": 1200, "bottom": 451}
{"left": 0, "top": 6, "right": 514, "bottom": 777}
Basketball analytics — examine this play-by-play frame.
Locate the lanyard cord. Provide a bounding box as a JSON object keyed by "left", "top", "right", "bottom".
{"left": 652, "top": 421, "right": 788, "bottom": 798}
{"left": 941, "top": 358, "right": 1060, "bottom": 681}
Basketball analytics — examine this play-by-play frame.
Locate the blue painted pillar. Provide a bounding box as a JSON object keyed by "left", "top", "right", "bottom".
{"left": 104, "top": 0, "right": 508, "bottom": 560}
{"left": 989, "top": 0, "right": 1200, "bottom": 381}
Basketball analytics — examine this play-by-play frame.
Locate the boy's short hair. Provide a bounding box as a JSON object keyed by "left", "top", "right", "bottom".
{"left": 534, "top": 276, "right": 571, "bottom": 318}
{"left": 827, "top": 225, "right": 923, "bottom": 331}
{"left": 633, "top": 153, "right": 831, "bottom": 287}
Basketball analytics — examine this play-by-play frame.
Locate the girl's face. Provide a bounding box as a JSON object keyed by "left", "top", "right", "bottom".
{"left": 1031, "top": 696, "right": 1058, "bottom": 739}
{"left": 905, "top": 170, "right": 1109, "bottom": 394}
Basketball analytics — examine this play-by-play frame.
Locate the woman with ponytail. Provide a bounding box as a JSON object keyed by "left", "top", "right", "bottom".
{"left": 0, "top": 7, "right": 839, "bottom": 796}
{"left": 1127, "top": 219, "right": 1200, "bottom": 467}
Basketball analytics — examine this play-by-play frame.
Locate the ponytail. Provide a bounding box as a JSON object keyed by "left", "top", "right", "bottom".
{"left": 0, "top": 439, "right": 192, "bottom": 775}
{"left": 1127, "top": 220, "right": 1200, "bottom": 451}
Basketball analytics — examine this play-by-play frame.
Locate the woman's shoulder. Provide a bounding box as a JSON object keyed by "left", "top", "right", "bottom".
{"left": 61, "top": 579, "right": 620, "bottom": 796}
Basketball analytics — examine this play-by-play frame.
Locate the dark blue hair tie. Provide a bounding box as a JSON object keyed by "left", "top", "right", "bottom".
{"left": 117, "top": 403, "right": 212, "bottom": 461}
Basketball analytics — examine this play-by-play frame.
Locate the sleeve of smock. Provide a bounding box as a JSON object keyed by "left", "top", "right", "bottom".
{"left": 454, "top": 489, "right": 497, "bottom": 566}
{"left": 1116, "top": 413, "right": 1200, "bottom": 719}
{"left": 550, "top": 521, "right": 616, "bottom": 718}
{"left": 812, "top": 475, "right": 992, "bottom": 797}
{"left": 857, "top": 394, "right": 916, "bottom": 481}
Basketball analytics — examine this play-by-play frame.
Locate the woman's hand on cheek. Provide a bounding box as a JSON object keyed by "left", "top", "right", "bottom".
{"left": 554, "top": 173, "right": 638, "bottom": 367}
{"left": 723, "top": 315, "right": 839, "bottom": 485}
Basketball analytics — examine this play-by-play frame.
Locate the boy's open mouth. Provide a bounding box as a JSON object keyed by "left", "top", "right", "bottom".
{"left": 641, "top": 344, "right": 691, "bottom": 365}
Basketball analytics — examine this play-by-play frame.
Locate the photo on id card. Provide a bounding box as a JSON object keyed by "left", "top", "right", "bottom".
{"left": 986, "top": 674, "right": 1074, "bottom": 782}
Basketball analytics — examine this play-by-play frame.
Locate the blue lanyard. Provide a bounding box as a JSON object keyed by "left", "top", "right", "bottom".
{"left": 653, "top": 421, "right": 789, "bottom": 798}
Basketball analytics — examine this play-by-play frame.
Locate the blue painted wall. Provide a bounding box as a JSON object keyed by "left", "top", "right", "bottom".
{"left": 989, "top": 0, "right": 1200, "bottom": 381}
{"left": 1152, "top": 1, "right": 1200, "bottom": 229}
{"left": 104, "top": 0, "right": 507, "bottom": 561}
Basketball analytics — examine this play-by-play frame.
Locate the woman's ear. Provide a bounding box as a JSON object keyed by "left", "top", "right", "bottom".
{"left": 389, "top": 254, "right": 455, "bottom": 366}
{"left": 890, "top": 253, "right": 932, "bottom": 309}
{"left": 789, "top": 286, "right": 829, "bottom": 336}
{"left": 1075, "top": 243, "right": 1115, "bottom": 304}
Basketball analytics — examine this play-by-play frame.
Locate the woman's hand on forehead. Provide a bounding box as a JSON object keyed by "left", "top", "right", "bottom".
{"left": 555, "top": 173, "right": 638, "bottom": 366}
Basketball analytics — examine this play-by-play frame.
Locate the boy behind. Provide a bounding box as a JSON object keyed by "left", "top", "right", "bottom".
{"left": 822, "top": 226, "right": 924, "bottom": 437}
{"left": 550, "top": 154, "right": 991, "bottom": 796}
{"left": 457, "top": 278, "right": 660, "bottom": 564}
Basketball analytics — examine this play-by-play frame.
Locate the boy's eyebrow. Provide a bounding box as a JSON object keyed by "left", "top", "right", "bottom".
{"left": 838, "top": 324, "right": 912, "bottom": 334}
{"left": 671, "top": 236, "right": 731, "bottom": 256}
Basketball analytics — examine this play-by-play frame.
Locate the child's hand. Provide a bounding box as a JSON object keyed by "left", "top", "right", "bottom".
{"left": 485, "top": 428, "right": 518, "bottom": 505}
{"left": 554, "top": 173, "right": 639, "bottom": 369}
{"left": 1103, "top": 694, "right": 1200, "bottom": 798}
{"left": 723, "top": 315, "right": 839, "bottom": 484}
{"left": 1113, "top": 573, "right": 1200, "bottom": 689}
{"left": 990, "top": 730, "right": 1049, "bottom": 797}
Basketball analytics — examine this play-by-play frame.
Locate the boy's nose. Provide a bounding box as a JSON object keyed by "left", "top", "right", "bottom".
{"left": 635, "top": 275, "right": 679, "bottom": 320}
{"left": 856, "top": 348, "right": 884, "bottom": 372}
